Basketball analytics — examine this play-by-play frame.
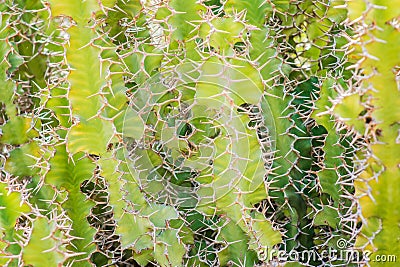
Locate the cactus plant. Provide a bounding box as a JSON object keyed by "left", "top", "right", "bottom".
{"left": 0, "top": 0, "right": 398, "bottom": 266}
{"left": 334, "top": 0, "right": 400, "bottom": 264}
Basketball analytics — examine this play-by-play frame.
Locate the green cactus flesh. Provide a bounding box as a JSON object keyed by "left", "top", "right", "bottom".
{"left": 0, "top": 0, "right": 398, "bottom": 266}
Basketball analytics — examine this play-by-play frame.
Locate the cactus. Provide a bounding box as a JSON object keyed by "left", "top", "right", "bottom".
{"left": 334, "top": 1, "right": 400, "bottom": 265}
{"left": 0, "top": 0, "right": 398, "bottom": 266}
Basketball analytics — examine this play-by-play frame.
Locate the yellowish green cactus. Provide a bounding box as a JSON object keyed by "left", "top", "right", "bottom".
{"left": 334, "top": 0, "right": 400, "bottom": 265}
